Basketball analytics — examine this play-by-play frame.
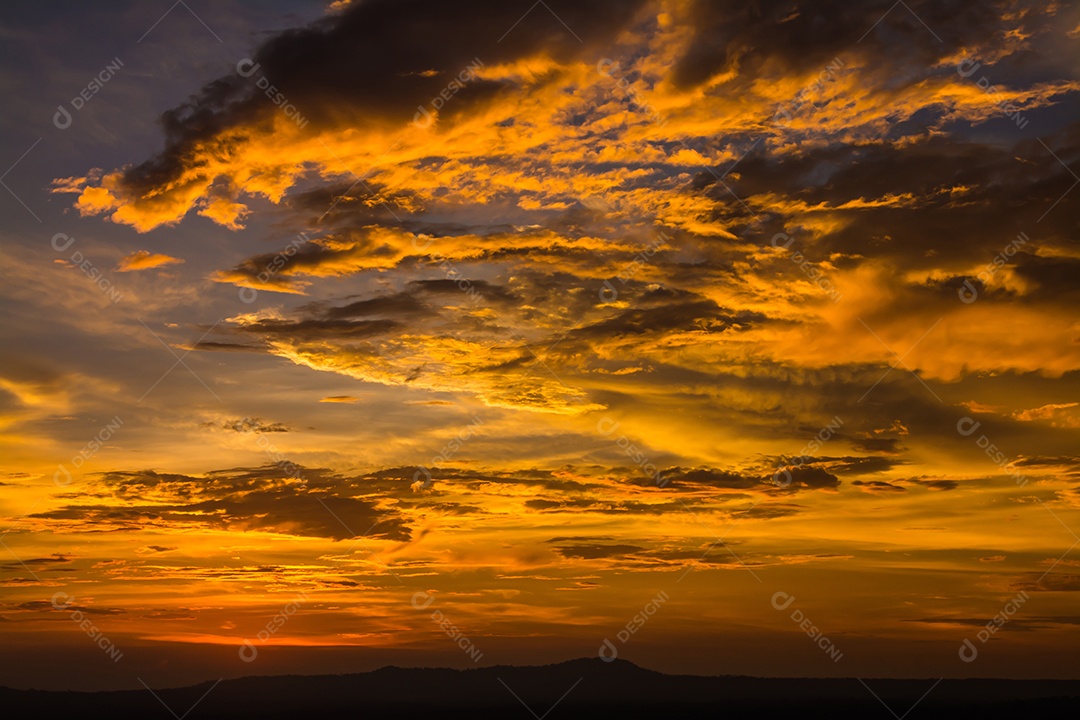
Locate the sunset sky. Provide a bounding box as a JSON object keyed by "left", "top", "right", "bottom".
{"left": 1, "top": 0, "right": 1079, "bottom": 692}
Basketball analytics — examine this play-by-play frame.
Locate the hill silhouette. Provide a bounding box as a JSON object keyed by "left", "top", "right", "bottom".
{"left": 3, "top": 658, "right": 1079, "bottom": 719}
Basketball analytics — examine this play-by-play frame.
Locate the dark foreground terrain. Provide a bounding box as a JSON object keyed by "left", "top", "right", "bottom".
{"left": 3, "top": 658, "right": 1078, "bottom": 719}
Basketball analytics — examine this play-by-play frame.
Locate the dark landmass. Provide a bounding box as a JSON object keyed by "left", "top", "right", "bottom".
{"left": 3, "top": 658, "right": 1079, "bottom": 719}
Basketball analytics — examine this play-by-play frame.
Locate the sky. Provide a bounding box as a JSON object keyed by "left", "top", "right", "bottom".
{"left": 1, "top": 0, "right": 1079, "bottom": 693}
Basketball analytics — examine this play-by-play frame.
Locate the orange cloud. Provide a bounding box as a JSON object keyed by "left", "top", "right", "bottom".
{"left": 115, "top": 250, "right": 185, "bottom": 273}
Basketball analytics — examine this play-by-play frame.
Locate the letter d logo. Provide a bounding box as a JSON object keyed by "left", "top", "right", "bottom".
{"left": 771, "top": 233, "right": 795, "bottom": 250}
{"left": 956, "top": 59, "right": 981, "bottom": 78}
{"left": 239, "top": 640, "right": 258, "bottom": 662}
{"left": 53, "top": 105, "right": 72, "bottom": 130}
{"left": 956, "top": 417, "right": 981, "bottom": 437}
{"left": 413, "top": 105, "right": 433, "bottom": 128}
{"left": 771, "top": 591, "right": 795, "bottom": 611}
{"left": 598, "top": 638, "right": 618, "bottom": 662}
{"left": 54, "top": 464, "right": 74, "bottom": 487}
{"left": 51, "top": 233, "right": 76, "bottom": 252}
{"left": 958, "top": 279, "right": 978, "bottom": 304}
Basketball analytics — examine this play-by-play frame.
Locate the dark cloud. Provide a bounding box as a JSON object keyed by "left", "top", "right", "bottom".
{"left": 185, "top": 341, "right": 266, "bottom": 353}
{"left": 904, "top": 477, "right": 961, "bottom": 491}
{"left": 233, "top": 318, "right": 400, "bottom": 341}
{"left": 323, "top": 292, "right": 433, "bottom": 320}
{"left": 115, "top": 0, "right": 650, "bottom": 199}
{"left": 15, "top": 600, "right": 125, "bottom": 616}
{"left": 409, "top": 279, "right": 518, "bottom": 305}
{"left": 32, "top": 466, "right": 411, "bottom": 542}
{"left": 551, "top": 543, "right": 646, "bottom": 560}
{"left": 1013, "top": 573, "right": 1080, "bottom": 592}
{"left": 208, "top": 417, "right": 290, "bottom": 433}
{"left": 852, "top": 480, "right": 907, "bottom": 494}
{"left": 849, "top": 436, "right": 903, "bottom": 454}
{"left": 778, "top": 465, "right": 841, "bottom": 490}
{"left": 910, "top": 615, "right": 1080, "bottom": 631}
{"left": 660, "top": 467, "right": 759, "bottom": 489}
{"left": 0, "top": 554, "right": 74, "bottom": 572}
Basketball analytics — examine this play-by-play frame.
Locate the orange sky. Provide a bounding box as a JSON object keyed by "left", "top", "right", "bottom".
{"left": 1, "top": 0, "right": 1079, "bottom": 691}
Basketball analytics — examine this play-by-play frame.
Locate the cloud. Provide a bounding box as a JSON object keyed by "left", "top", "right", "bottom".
{"left": 0, "top": 554, "right": 74, "bottom": 572}
{"left": 1013, "top": 572, "right": 1080, "bottom": 592}
{"left": 32, "top": 466, "right": 412, "bottom": 542}
{"left": 115, "top": 250, "right": 185, "bottom": 272}
{"left": 1012, "top": 402, "right": 1080, "bottom": 428}
{"left": 138, "top": 545, "right": 178, "bottom": 554}
{"left": 549, "top": 542, "right": 646, "bottom": 560}
{"left": 206, "top": 417, "right": 291, "bottom": 433}
{"left": 851, "top": 480, "right": 907, "bottom": 494}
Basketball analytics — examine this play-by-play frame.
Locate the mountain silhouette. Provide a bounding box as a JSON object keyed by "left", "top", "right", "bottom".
{"left": 3, "top": 658, "right": 1078, "bottom": 719}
